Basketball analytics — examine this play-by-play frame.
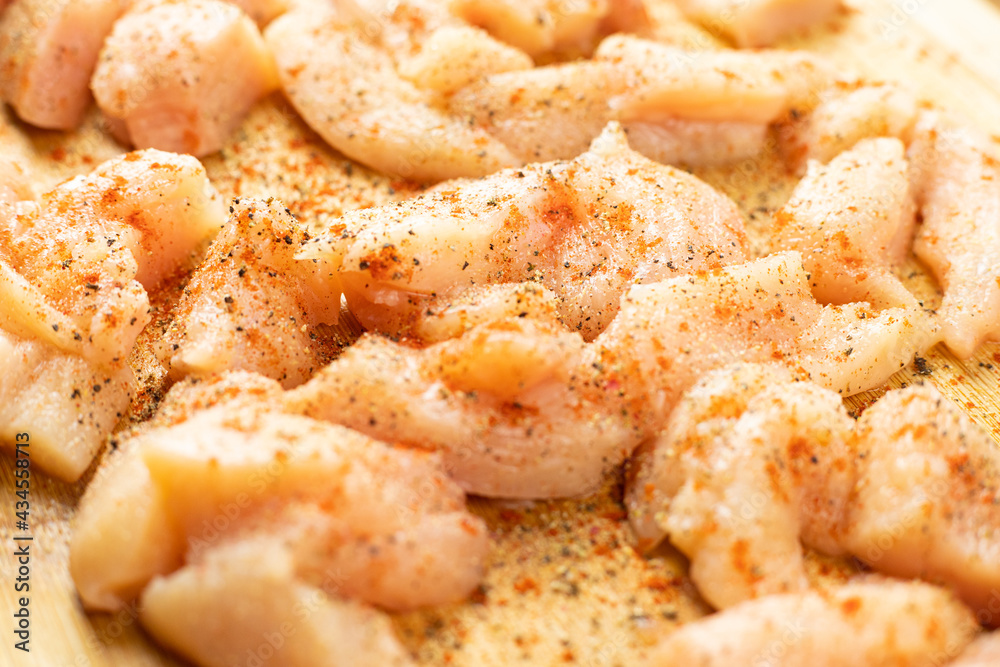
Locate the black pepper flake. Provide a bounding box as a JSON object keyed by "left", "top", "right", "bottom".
{"left": 70, "top": 389, "right": 81, "bottom": 399}
{"left": 224, "top": 296, "right": 234, "bottom": 304}
{"left": 92, "top": 384, "right": 101, "bottom": 393}
{"left": 238, "top": 267, "right": 247, "bottom": 277}
{"left": 359, "top": 260, "right": 370, "bottom": 270}
{"left": 913, "top": 356, "right": 932, "bottom": 376}
{"left": 462, "top": 261, "right": 470, "bottom": 270}
{"left": 51, "top": 324, "right": 59, "bottom": 332}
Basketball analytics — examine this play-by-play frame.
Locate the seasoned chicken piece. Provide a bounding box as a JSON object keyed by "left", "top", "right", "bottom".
{"left": 291, "top": 252, "right": 930, "bottom": 500}
{"left": 951, "top": 633, "right": 1000, "bottom": 666}
{"left": 0, "top": 150, "right": 224, "bottom": 366}
{"left": 303, "top": 124, "right": 746, "bottom": 340}
{"left": 595, "top": 252, "right": 933, "bottom": 425}
{"left": 0, "top": 0, "right": 125, "bottom": 129}
{"left": 773, "top": 138, "right": 919, "bottom": 308}
{"left": 91, "top": 0, "right": 279, "bottom": 158}
{"left": 846, "top": 384, "right": 1000, "bottom": 622}
{"left": 645, "top": 579, "right": 976, "bottom": 667}
{"left": 909, "top": 115, "right": 1000, "bottom": 358}
{"left": 398, "top": 24, "right": 531, "bottom": 95}
{"left": 0, "top": 156, "right": 33, "bottom": 203}
{"left": 71, "top": 401, "right": 489, "bottom": 616}
{"left": 629, "top": 373, "right": 1000, "bottom": 619}
{"left": 70, "top": 371, "right": 283, "bottom": 610}
{"left": 595, "top": 35, "right": 836, "bottom": 124}
{"left": 447, "top": 0, "right": 616, "bottom": 58}
{"left": 285, "top": 318, "right": 635, "bottom": 499}
{"left": 626, "top": 364, "right": 857, "bottom": 609}
{"left": 786, "top": 83, "right": 919, "bottom": 166}
{"left": 672, "top": 0, "right": 841, "bottom": 48}
{"left": 265, "top": 7, "right": 520, "bottom": 181}
{"left": 413, "top": 282, "right": 563, "bottom": 343}
{"left": 450, "top": 36, "right": 831, "bottom": 166}
{"left": 448, "top": 60, "right": 625, "bottom": 162}
{"left": 159, "top": 198, "right": 340, "bottom": 389}
{"left": 0, "top": 328, "right": 133, "bottom": 482}
{"left": 142, "top": 539, "right": 414, "bottom": 667}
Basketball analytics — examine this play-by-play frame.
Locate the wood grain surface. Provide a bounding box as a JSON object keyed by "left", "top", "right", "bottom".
{"left": 3, "top": 1, "right": 1000, "bottom": 665}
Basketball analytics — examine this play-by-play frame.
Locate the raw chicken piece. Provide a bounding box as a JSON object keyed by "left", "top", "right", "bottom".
{"left": 159, "top": 198, "right": 340, "bottom": 389}
{"left": 447, "top": 60, "right": 625, "bottom": 162}
{"left": 773, "top": 138, "right": 919, "bottom": 308}
{"left": 302, "top": 124, "right": 747, "bottom": 340}
{"left": 285, "top": 318, "right": 636, "bottom": 499}
{"left": 628, "top": 373, "right": 1000, "bottom": 620}
{"left": 447, "top": 0, "right": 616, "bottom": 58}
{"left": 71, "top": 400, "right": 489, "bottom": 615}
{"left": 0, "top": 0, "right": 125, "bottom": 129}
{"left": 413, "top": 282, "right": 563, "bottom": 343}
{"left": 70, "top": 371, "right": 283, "bottom": 611}
{"left": 398, "top": 25, "right": 532, "bottom": 95}
{"left": 595, "top": 35, "right": 836, "bottom": 124}
{"left": 0, "top": 328, "right": 133, "bottom": 482}
{"left": 909, "top": 115, "right": 1000, "bottom": 358}
{"left": 626, "top": 364, "right": 857, "bottom": 609}
{"left": 265, "top": 6, "right": 520, "bottom": 181}
{"left": 951, "top": 633, "right": 1000, "bottom": 666}
{"left": 142, "top": 539, "right": 414, "bottom": 667}
{"left": 91, "top": 0, "right": 279, "bottom": 158}
{"left": 594, "top": 252, "right": 933, "bottom": 425}
{"left": 847, "top": 384, "right": 1000, "bottom": 623}
{"left": 0, "top": 150, "right": 224, "bottom": 366}
{"left": 450, "top": 36, "right": 832, "bottom": 165}
{"left": 786, "top": 83, "right": 919, "bottom": 166}
{"left": 671, "top": 0, "right": 841, "bottom": 48}
{"left": 645, "top": 579, "right": 976, "bottom": 667}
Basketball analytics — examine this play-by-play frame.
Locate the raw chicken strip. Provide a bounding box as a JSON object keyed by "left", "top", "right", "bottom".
{"left": 0, "top": 328, "right": 133, "bottom": 482}
{"left": 265, "top": 7, "right": 520, "bottom": 181}
{"left": 773, "top": 138, "right": 919, "bottom": 308}
{"left": 159, "top": 198, "right": 339, "bottom": 388}
{"left": 595, "top": 35, "right": 836, "bottom": 124}
{"left": 594, "top": 252, "right": 932, "bottom": 425}
{"left": 671, "top": 0, "right": 841, "bottom": 48}
{"left": 847, "top": 384, "right": 1000, "bottom": 622}
{"left": 302, "top": 124, "right": 747, "bottom": 340}
{"left": 450, "top": 36, "right": 832, "bottom": 165}
{"left": 626, "top": 364, "right": 857, "bottom": 609}
{"left": 91, "top": 0, "right": 279, "bottom": 157}
{"left": 0, "top": 0, "right": 125, "bottom": 129}
{"left": 644, "top": 579, "right": 976, "bottom": 667}
{"left": 0, "top": 150, "right": 224, "bottom": 366}
{"left": 951, "top": 633, "right": 1000, "bottom": 666}
{"left": 142, "top": 539, "right": 414, "bottom": 667}
{"left": 285, "top": 318, "right": 636, "bottom": 499}
{"left": 786, "top": 83, "right": 919, "bottom": 166}
{"left": 909, "top": 115, "right": 1000, "bottom": 358}
{"left": 71, "top": 401, "right": 489, "bottom": 614}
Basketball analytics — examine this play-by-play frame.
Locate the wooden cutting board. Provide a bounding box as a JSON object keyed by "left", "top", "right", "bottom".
{"left": 3, "top": 1, "right": 1000, "bottom": 665}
